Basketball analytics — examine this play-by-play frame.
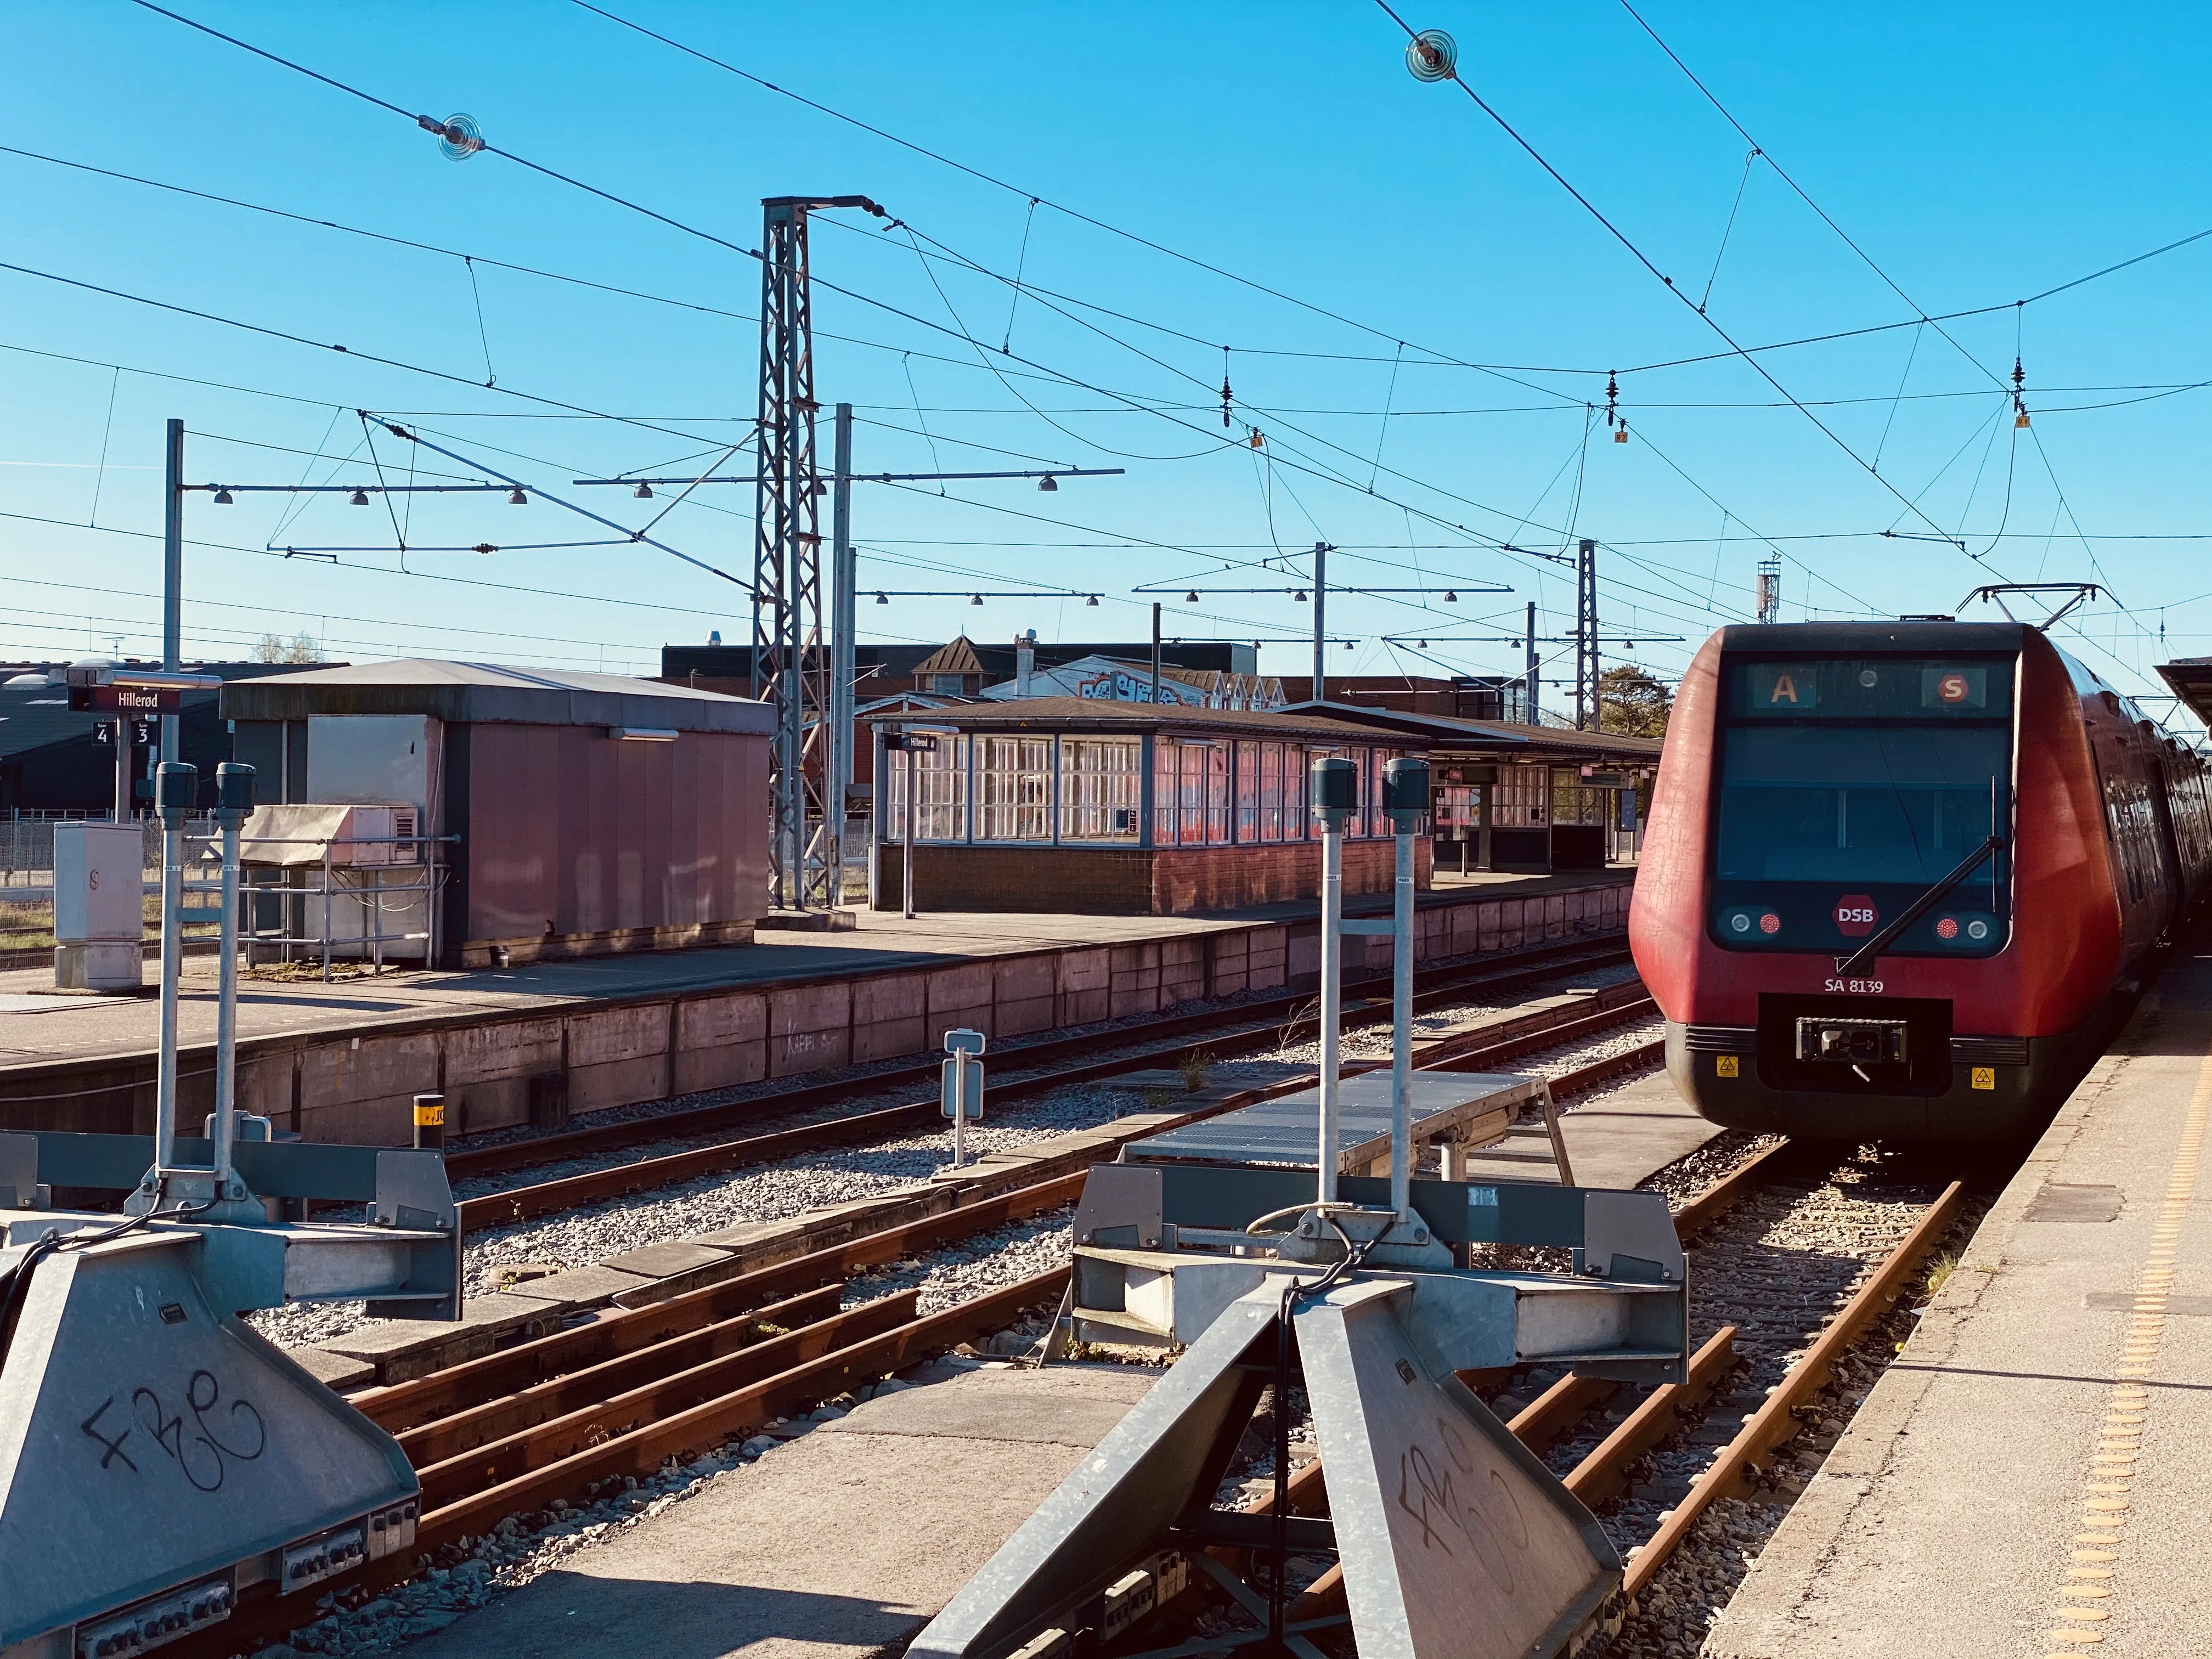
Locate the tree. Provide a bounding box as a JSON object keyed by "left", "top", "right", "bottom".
{"left": 253, "top": 631, "right": 324, "bottom": 664}
{"left": 1598, "top": 662, "right": 1673, "bottom": 738}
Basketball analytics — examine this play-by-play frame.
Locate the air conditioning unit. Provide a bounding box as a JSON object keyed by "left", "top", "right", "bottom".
{"left": 238, "top": 803, "right": 432, "bottom": 963}
{"left": 239, "top": 804, "right": 419, "bottom": 866}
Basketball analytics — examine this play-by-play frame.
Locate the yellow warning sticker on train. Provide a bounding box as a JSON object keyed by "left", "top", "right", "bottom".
{"left": 1971, "top": 1066, "right": 1996, "bottom": 1090}
{"left": 1717, "top": 1055, "right": 1740, "bottom": 1077}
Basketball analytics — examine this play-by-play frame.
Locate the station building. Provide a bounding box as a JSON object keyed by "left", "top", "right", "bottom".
{"left": 865, "top": 697, "right": 1660, "bottom": 915}
{"left": 1279, "top": 702, "right": 1663, "bottom": 874}
{"left": 222, "top": 659, "right": 774, "bottom": 968}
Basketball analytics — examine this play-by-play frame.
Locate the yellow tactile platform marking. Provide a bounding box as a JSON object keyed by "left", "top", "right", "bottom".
{"left": 2036, "top": 1060, "right": 2207, "bottom": 1654}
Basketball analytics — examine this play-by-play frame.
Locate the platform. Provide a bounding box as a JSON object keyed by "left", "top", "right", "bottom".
{"left": 1128, "top": 1069, "right": 1544, "bottom": 1173}
{"left": 0, "top": 869, "right": 1634, "bottom": 1146}
{"left": 1705, "top": 946, "right": 2212, "bottom": 1658}
{"left": 1457, "top": 1070, "right": 1721, "bottom": 1192}
{"left": 403, "top": 1362, "right": 1163, "bottom": 1659}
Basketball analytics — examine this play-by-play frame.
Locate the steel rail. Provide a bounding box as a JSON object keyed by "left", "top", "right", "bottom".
{"left": 413, "top": 1292, "right": 927, "bottom": 1510}
{"left": 1621, "top": 1178, "right": 1966, "bottom": 1599}
{"left": 368, "top": 1169, "right": 1091, "bottom": 1426}
{"left": 178, "top": 1272, "right": 1069, "bottom": 1659}
{"left": 389, "top": 1282, "right": 849, "bottom": 1468}
{"left": 174, "top": 1035, "right": 1680, "bottom": 1657}
{"left": 1245, "top": 1139, "right": 1776, "bottom": 1554}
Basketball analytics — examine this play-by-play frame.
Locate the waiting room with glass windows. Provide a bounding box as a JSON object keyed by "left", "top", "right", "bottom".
{"left": 868, "top": 700, "right": 1425, "bottom": 913}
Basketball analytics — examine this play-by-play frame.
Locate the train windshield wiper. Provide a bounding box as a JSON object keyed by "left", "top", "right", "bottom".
{"left": 1836, "top": 832, "right": 2003, "bottom": 979}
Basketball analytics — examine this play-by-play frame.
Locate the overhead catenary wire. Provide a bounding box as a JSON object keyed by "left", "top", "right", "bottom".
{"left": 81, "top": 1, "right": 2165, "bottom": 654}
{"left": 1371, "top": 0, "right": 1975, "bottom": 549}
{"left": 0, "top": 508, "right": 747, "bottom": 622}
{"left": 90, "top": 0, "right": 2190, "bottom": 704}
{"left": 19, "top": 123, "right": 2203, "bottom": 399}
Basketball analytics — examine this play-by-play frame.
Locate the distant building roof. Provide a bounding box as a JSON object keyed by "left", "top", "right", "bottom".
{"left": 221, "top": 659, "right": 776, "bottom": 735}
{"left": 0, "top": 662, "right": 311, "bottom": 763}
{"left": 663, "top": 637, "right": 1257, "bottom": 682}
{"left": 912, "top": 637, "right": 989, "bottom": 678}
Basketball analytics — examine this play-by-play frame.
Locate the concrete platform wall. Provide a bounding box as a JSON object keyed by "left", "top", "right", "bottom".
{"left": 13, "top": 878, "right": 1632, "bottom": 1147}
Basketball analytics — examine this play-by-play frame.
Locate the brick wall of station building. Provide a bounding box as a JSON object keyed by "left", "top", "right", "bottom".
{"left": 874, "top": 837, "right": 1430, "bottom": 916}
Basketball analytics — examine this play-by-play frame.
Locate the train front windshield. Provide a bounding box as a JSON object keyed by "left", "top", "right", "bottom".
{"left": 1711, "top": 657, "right": 2015, "bottom": 957}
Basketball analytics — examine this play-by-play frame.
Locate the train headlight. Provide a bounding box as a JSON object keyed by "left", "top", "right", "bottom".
{"left": 1967, "top": 917, "right": 1991, "bottom": 941}
{"left": 1719, "top": 906, "right": 1781, "bottom": 939}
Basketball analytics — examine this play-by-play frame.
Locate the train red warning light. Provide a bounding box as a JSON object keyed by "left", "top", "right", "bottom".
{"left": 1758, "top": 912, "right": 1781, "bottom": 935}
{"left": 1936, "top": 916, "right": 1960, "bottom": 939}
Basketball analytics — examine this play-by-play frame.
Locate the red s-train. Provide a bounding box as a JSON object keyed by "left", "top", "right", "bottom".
{"left": 1629, "top": 621, "right": 2212, "bottom": 1142}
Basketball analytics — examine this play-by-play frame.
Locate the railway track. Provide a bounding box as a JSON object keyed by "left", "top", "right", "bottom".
{"left": 1238, "top": 1138, "right": 1971, "bottom": 1640}
{"left": 452, "top": 940, "right": 1651, "bottom": 1235}
{"left": 187, "top": 1030, "right": 1670, "bottom": 1658}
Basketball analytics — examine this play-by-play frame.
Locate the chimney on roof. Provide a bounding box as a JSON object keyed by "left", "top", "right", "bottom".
{"left": 1015, "top": 629, "right": 1036, "bottom": 698}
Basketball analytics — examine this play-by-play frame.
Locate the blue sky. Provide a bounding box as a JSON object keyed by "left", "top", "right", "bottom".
{"left": 1, "top": 3, "right": 2206, "bottom": 723}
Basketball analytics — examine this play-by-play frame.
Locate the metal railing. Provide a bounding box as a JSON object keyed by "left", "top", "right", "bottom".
{"left": 225, "top": 833, "right": 456, "bottom": 981}
{"left": 0, "top": 814, "right": 222, "bottom": 890}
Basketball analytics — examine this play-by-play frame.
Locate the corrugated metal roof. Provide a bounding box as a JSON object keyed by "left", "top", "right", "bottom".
{"left": 0, "top": 662, "right": 301, "bottom": 762}
{"left": 220, "top": 659, "right": 777, "bottom": 735}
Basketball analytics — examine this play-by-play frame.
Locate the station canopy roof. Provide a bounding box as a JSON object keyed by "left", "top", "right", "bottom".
{"left": 864, "top": 697, "right": 1402, "bottom": 744}
{"left": 1277, "top": 701, "right": 1662, "bottom": 767}
{"left": 2155, "top": 659, "right": 2212, "bottom": 730}
{"left": 220, "top": 659, "right": 776, "bottom": 735}
{"left": 865, "top": 695, "right": 1662, "bottom": 768}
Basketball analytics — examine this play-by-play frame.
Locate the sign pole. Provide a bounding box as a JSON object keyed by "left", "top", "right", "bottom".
{"left": 149, "top": 761, "right": 195, "bottom": 1193}
{"left": 942, "top": 1028, "right": 985, "bottom": 1170}
{"left": 162, "top": 419, "right": 184, "bottom": 766}
{"left": 210, "top": 761, "right": 253, "bottom": 1200}
{"left": 113, "top": 717, "right": 130, "bottom": 825}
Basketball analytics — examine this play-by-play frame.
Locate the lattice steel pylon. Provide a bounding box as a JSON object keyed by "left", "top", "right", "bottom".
{"left": 1573, "top": 537, "right": 1599, "bottom": 731}
{"left": 753, "top": 194, "right": 882, "bottom": 910}
{"left": 1756, "top": 552, "right": 1784, "bottom": 624}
